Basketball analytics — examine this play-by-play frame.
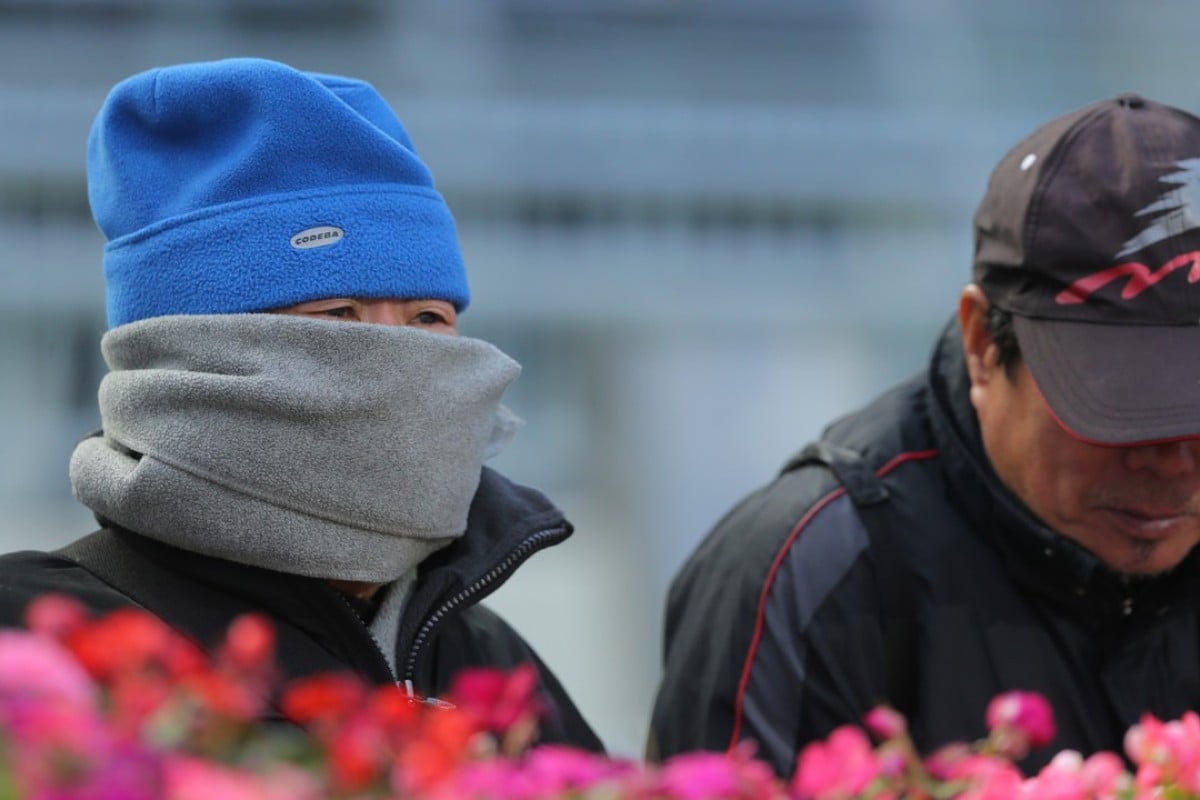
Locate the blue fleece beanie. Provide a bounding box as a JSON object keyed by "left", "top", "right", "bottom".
{"left": 88, "top": 58, "right": 469, "bottom": 328}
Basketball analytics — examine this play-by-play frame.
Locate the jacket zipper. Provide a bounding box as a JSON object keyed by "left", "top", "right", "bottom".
{"left": 402, "top": 526, "right": 567, "bottom": 685}
{"left": 332, "top": 590, "right": 398, "bottom": 682}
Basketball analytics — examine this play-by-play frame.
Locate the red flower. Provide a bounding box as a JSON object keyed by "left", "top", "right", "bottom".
{"left": 279, "top": 672, "right": 367, "bottom": 728}
{"left": 394, "top": 707, "right": 479, "bottom": 794}
{"left": 107, "top": 670, "right": 177, "bottom": 736}
{"left": 326, "top": 712, "right": 389, "bottom": 793}
{"left": 181, "top": 669, "right": 267, "bottom": 722}
{"left": 65, "top": 608, "right": 204, "bottom": 681}
{"left": 216, "top": 613, "right": 275, "bottom": 673}
{"left": 366, "top": 683, "right": 422, "bottom": 744}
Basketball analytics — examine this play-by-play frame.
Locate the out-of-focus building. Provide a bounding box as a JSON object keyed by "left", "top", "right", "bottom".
{"left": 2, "top": 0, "right": 1197, "bottom": 756}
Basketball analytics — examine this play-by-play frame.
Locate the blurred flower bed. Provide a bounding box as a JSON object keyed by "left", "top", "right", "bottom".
{"left": 0, "top": 595, "right": 1192, "bottom": 799}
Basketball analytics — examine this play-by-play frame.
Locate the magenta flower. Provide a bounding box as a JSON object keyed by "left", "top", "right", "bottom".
{"left": 450, "top": 663, "right": 542, "bottom": 734}
{"left": 658, "top": 746, "right": 780, "bottom": 800}
{"left": 0, "top": 630, "right": 112, "bottom": 796}
{"left": 863, "top": 707, "right": 907, "bottom": 742}
{"left": 985, "top": 690, "right": 1056, "bottom": 758}
{"left": 522, "top": 745, "right": 635, "bottom": 793}
{"left": 14, "top": 598, "right": 1200, "bottom": 800}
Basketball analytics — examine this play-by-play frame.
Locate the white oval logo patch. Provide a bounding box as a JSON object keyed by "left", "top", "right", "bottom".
{"left": 290, "top": 225, "right": 344, "bottom": 250}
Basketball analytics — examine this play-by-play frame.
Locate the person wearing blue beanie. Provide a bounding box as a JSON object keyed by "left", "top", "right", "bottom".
{"left": 90, "top": 57, "right": 470, "bottom": 327}
{"left": 0, "top": 57, "right": 603, "bottom": 753}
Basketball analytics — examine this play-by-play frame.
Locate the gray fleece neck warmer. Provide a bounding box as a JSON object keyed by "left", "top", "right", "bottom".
{"left": 69, "top": 314, "right": 522, "bottom": 583}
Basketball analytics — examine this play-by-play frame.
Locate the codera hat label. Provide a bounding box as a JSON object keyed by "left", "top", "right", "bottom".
{"left": 290, "top": 225, "right": 344, "bottom": 250}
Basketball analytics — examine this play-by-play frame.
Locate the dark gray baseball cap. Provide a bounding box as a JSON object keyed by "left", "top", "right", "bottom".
{"left": 973, "top": 93, "right": 1200, "bottom": 445}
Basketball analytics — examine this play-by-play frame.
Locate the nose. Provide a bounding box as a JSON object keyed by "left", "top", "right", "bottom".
{"left": 1123, "top": 440, "right": 1200, "bottom": 478}
{"left": 358, "top": 299, "right": 405, "bottom": 326}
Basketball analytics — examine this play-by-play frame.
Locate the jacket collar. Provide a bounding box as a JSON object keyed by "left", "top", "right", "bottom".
{"left": 107, "top": 466, "right": 571, "bottom": 681}
{"left": 396, "top": 467, "right": 572, "bottom": 674}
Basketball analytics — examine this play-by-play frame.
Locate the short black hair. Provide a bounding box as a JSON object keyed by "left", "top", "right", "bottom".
{"left": 984, "top": 304, "right": 1022, "bottom": 377}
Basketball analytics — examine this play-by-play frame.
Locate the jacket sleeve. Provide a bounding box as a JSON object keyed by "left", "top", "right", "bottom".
{"left": 647, "top": 469, "right": 890, "bottom": 776}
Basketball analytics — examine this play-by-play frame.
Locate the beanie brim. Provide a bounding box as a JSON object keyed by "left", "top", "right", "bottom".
{"left": 103, "top": 185, "right": 469, "bottom": 327}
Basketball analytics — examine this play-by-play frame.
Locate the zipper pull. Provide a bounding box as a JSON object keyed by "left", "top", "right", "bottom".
{"left": 401, "top": 679, "right": 456, "bottom": 709}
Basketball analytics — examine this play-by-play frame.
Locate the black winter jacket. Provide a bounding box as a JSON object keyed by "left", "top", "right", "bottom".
{"left": 649, "top": 320, "right": 1200, "bottom": 776}
{"left": 0, "top": 467, "right": 604, "bottom": 752}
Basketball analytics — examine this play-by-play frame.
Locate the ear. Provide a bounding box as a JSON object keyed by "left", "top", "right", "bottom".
{"left": 958, "top": 283, "right": 997, "bottom": 390}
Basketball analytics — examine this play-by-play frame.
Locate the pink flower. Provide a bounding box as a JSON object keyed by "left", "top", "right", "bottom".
{"left": 1125, "top": 711, "right": 1200, "bottom": 793}
{"left": 23, "top": 593, "right": 90, "bottom": 642}
{"left": 986, "top": 690, "right": 1056, "bottom": 757}
{"left": 658, "top": 745, "right": 780, "bottom": 800}
{"left": 925, "top": 742, "right": 972, "bottom": 780}
{"left": 1125, "top": 714, "right": 1166, "bottom": 766}
{"left": 435, "top": 746, "right": 637, "bottom": 800}
{"left": 864, "top": 706, "right": 907, "bottom": 742}
{"left": 793, "top": 725, "right": 880, "bottom": 799}
{"left": 943, "top": 754, "right": 1023, "bottom": 800}
{"left": 1081, "top": 751, "right": 1131, "bottom": 797}
{"left": 875, "top": 742, "right": 908, "bottom": 779}
{"left": 1024, "top": 750, "right": 1131, "bottom": 800}
{"left": 164, "top": 755, "right": 320, "bottom": 800}
{"left": 0, "top": 630, "right": 96, "bottom": 710}
{"left": 433, "top": 759, "right": 531, "bottom": 800}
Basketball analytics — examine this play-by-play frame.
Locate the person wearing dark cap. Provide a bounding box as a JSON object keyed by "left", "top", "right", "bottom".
{"left": 0, "top": 57, "right": 603, "bottom": 751}
{"left": 648, "top": 93, "right": 1200, "bottom": 774}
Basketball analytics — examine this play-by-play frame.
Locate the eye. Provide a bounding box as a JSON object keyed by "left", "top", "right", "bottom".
{"left": 413, "top": 309, "right": 450, "bottom": 326}
{"left": 275, "top": 298, "right": 361, "bottom": 320}
{"left": 409, "top": 302, "right": 458, "bottom": 331}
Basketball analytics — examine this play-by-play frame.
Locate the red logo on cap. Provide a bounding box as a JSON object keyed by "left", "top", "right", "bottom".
{"left": 1057, "top": 159, "right": 1200, "bottom": 305}
{"left": 1055, "top": 250, "right": 1200, "bottom": 304}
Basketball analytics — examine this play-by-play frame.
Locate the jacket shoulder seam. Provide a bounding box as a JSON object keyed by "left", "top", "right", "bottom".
{"left": 727, "top": 447, "right": 939, "bottom": 750}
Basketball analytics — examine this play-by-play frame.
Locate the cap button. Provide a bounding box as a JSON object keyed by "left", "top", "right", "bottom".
{"left": 1117, "top": 93, "right": 1146, "bottom": 109}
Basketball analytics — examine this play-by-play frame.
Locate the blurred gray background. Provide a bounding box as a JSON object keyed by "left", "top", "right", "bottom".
{"left": 2, "top": 0, "right": 1198, "bottom": 757}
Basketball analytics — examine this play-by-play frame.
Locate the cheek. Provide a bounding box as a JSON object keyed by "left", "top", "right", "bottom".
{"left": 1022, "top": 436, "right": 1117, "bottom": 521}
{"left": 984, "top": 407, "right": 1097, "bottom": 519}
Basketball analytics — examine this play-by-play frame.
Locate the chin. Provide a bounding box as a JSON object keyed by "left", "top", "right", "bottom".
{"left": 1105, "top": 547, "right": 1191, "bottom": 578}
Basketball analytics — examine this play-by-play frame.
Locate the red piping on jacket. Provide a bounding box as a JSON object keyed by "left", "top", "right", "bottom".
{"left": 727, "top": 448, "right": 940, "bottom": 752}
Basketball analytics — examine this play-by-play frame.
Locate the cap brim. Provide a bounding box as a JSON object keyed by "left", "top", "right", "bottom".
{"left": 1012, "top": 316, "right": 1200, "bottom": 446}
